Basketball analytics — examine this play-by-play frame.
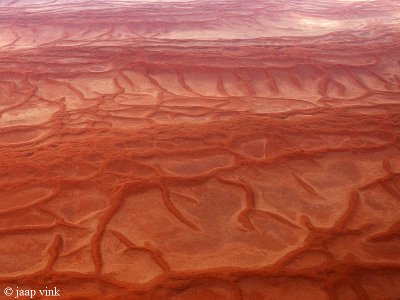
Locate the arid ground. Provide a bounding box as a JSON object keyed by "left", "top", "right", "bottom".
{"left": 0, "top": 0, "right": 400, "bottom": 299}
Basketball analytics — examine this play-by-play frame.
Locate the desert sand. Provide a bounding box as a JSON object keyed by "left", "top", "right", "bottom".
{"left": 0, "top": 0, "right": 400, "bottom": 299}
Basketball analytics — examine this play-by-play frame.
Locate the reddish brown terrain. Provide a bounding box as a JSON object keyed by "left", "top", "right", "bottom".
{"left": 0, "top": 0, "right": 400, "bottom": 299}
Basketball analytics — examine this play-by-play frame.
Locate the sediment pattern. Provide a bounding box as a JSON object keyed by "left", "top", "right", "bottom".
{"left": 0, "top": 0, "right": 400, "bottom": 299}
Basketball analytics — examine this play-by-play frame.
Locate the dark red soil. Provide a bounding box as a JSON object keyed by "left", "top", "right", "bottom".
{"left": 0, "top": 0, "right": 400, "bottom": 299}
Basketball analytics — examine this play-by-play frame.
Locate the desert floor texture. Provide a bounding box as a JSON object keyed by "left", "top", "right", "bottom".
{"left": 0, "top": 0, "right": 400, "bottom": 299}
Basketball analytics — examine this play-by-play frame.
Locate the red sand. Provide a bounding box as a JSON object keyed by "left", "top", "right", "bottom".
{"left": 0, "top": 0, "right": 400, "bottom": 299}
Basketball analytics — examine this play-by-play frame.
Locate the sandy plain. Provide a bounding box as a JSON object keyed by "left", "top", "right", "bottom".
{"left": 0, "top": 0, "right": 400, "bottom": 299}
